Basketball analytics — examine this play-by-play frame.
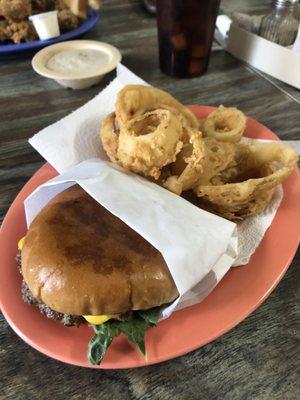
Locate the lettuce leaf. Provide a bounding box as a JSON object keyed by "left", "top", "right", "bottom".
{"left": 88, "top": 307, "right": 161, "bottom": 365}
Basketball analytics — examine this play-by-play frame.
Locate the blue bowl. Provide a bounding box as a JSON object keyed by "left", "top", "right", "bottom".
{"left": 0, "top": 9, "right": 99, "bottom": 56}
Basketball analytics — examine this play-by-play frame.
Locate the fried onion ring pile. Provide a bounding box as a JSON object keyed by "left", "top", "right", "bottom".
{"left": 100, "top": 84, "right": 298, "bottom": 221}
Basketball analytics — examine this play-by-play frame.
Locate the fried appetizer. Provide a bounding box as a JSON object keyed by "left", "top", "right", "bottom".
{"left": 115, "top": 84, "right": 199, "bottom": 132}
{"left": 101, "top": 85, "right": 201, "bottom": 183}
{"left": 0, "top": 18, "right": 8, "bottom": 41}
{"left": 201, "top": 106, "right": 247, "bottom": 143}
{"left": 55, "top": 0, "right": 67, "bottom": 9}
{"left": 0, "top": 0, "right": 32, "bottom": 22}
{"left": 58, "top": 8, "right": 78, "bottom": 32}
{"left": 5, "top": 20, "right": 37, "bottom": 43}
{"left": 101, "top": 109, "right": 184, "bottom": 180}
{"left": 100, "top": 84, "right": 298, "bottom": 221}
{"left": 63, "top": 0, "right": 88, "bottom": 18}
{"left": 194, "top": 141, "right": 298, "bottom": 220}
{"left": 31, "top": 0, "right": 57, "bottom": 13}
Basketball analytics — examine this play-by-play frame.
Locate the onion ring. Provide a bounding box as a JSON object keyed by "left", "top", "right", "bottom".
{"left": 115, "top": 84, "right": 199, "bottom": 130}
{"left": 100, "top": 108, "right": 184, "bottom": 179}
{"left": 201, "top": 106, "right": 246, "bottom": 143}
{"left": 194, "top": 142, "right": 297, "bottom": 220}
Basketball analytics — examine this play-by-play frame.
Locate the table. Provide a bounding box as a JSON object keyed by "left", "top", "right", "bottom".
{"left": 0, "top": 1, "right": 299, "bottom": 399}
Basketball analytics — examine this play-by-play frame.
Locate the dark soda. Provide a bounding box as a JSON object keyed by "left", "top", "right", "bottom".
{"left": 156, "top": 0, "right": 221, "bottom": 78}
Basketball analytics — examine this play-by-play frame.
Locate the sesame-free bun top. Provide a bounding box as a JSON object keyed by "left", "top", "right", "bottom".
{"left": 21, "top": 185, "right": 178, "bottom": 315}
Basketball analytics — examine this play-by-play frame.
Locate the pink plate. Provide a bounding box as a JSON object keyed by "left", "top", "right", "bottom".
{"left": 0, "top": 106, "right": 299, "bottom": 369}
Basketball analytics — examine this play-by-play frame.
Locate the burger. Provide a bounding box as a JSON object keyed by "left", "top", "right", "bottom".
{"left": 17, "top": 185, "right": 179, "bottom": 364}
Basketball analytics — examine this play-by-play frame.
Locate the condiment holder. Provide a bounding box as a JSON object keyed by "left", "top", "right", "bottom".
{"left": 215, "top": 14, "right": 300, "bottom": 89}
{"left": 29, "top": 11, "right": 60, "bottom": 41}
{"left": 32, "top": 40, "right": 122, "bottom": 89}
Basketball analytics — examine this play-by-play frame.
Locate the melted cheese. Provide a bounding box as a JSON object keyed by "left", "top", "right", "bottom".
{"left": 83, "top": 314, "right": 119, "bottom": 324}
{"left": 18, "top": 237, "right": 25, "bottom": 251}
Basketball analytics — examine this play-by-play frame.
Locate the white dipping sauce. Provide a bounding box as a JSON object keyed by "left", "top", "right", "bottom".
{"left": 46, "top": 49, "right": 110, "bottom": 75}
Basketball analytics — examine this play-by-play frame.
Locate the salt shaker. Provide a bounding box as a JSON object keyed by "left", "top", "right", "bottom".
{"left": 259, "top": 0, "right": 299, "bottom": 46}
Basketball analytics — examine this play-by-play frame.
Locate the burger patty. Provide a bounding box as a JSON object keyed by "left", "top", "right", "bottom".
{"left": 17, "top": 252, "right": 84, "bottom": 327}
